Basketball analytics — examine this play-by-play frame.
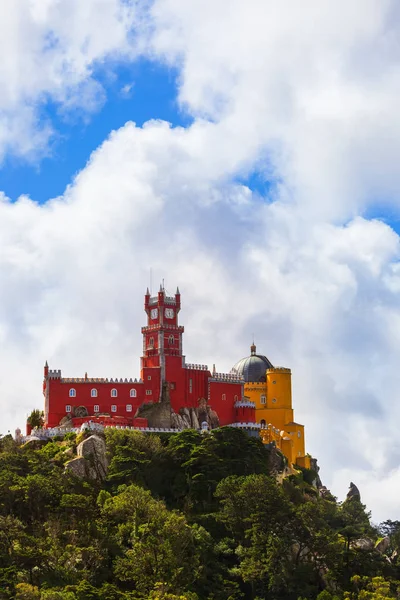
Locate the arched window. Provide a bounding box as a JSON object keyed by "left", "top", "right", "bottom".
{"left": 297, "top": 430, "right": 301, "bottom": 438}
{"left": 222, "top": 393, "right": 226, "bottom": 401}
{"left": 260, "top": 395, "right": 266, "bottom": 404}
{"left": 260, "top": 419, "right": 266, "bottom": 428}
{"left": 234, "top": 394, "right": 238, "bottom": 401}
{"left": 69, "top": 388, "right": 76, "bottom": 398}
{"left": 91, "top": 389, "right": 98, "bottom": 397}
{"left": 149, "top": 337, "right": 154, "bottom": 348}
{"left": 130, "top": 389, "right": 137, "bottom": 398}
{"left": 111, "top": 388, "right": 118, "bottom": 397}
{"left": 168, "top": 335, "right": 174, "bottom": 345}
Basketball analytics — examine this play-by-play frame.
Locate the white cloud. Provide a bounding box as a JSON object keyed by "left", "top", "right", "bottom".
{"left": 1, "top": 0, "right": 400, "bottom": 522}
{"left": 0, "top": 0, "right": 143, "bottom": 160}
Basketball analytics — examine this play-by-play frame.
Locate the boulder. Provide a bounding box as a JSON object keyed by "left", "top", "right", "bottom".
{"left": 351, "top": 538, "right": 374, "bottom": 551}
{"left": 23, "top": 437, "right": 48, "bottom": 450}
{"left": 347, "top": 481, "right": 361, "bottom": 501}
{"left": 376, "top": 536, "right": 391, "bottom": 554}
{"left": 65, "top": 456, "right": 88, "bottom": 478}
{"left": 65, "top": 435, "right": 108, "bottom": 480}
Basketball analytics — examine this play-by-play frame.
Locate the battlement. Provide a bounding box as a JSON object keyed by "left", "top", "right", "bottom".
{"left": 227, "top": 422, "right": 261, "bottom": 430}
{"left": 267, "top": 367, "right": 291, "bottom": 374}
{"left": 210, "top": 372, "right": 244, "bottom": 383}
{"left": 60, "top": 377, "right": 143, "bottom": 384}
{"left": 235, "top": 400, "right": 256, "bottom": 408}
{"left": 142, "top": 324, "right": 184, "bottom": 332}
{"left": 48, "top": 370, "right": 61, "bottom": 379}
{"left": 185, "top": 363, "right": 208, "bottom": 371}
{"left": 148, "top": 295, "right": 177, "bottom": 306}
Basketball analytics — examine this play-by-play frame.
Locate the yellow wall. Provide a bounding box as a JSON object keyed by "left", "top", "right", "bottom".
{"left": 257, "top": 408, "right": 294, "bottom": 431}
{"left": 285, "top": 423, "right": 306, "bottom": 460}
{"left": 266, "top": 368, "right": 292, "bottom": 409}
{"left": 243, "top": 365, "right": 309, "bottom": 469}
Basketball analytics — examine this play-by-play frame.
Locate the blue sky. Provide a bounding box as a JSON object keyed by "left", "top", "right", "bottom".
{"left": 0, "top": 60, "right": 188, "bottom": 204}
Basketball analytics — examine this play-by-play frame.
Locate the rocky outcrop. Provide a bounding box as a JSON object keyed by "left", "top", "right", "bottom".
{"left": 266, "top": 445, "right": 286, "bottom": 475}
{"left": 22, "top": 437, "right": 48, "bottom": 450}
{"left": 347, "top": 481, "right": 361, "bottom": 501}
{"left": 65, "top": 434, "right": 108, "bottom": 481}
{"left": 135, "top": 385, "right": 220, "bottom": 431}
{"left": 65, "top": 456, "right": 88, "bottom": 478}
{"left": 310, "top": 457, "right": 323, "bottom": 488}
{"left": 136, "top": 397, "right": 172, "bottom": 428}
{"left": 59, "top": 415, "right": 73, "bottom": 428}
{"left": 376, "top": 536, "right": 391, "bottom": 554}
{"left": 351, "top": 538, "right": 374, "bottom": 551}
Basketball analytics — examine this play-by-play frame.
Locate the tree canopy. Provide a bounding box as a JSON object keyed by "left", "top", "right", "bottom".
{"left": 0, "top": 428, "right": 398, "bottom": 600}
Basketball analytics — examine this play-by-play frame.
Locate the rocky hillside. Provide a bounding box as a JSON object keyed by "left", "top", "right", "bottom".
{"left": 0, "top": 427, "right": 399, "bottom": 600}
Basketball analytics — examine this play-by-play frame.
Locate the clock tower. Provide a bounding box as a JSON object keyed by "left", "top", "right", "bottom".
{"left": 141, "top": 285, "right": 184, "bottom": 394}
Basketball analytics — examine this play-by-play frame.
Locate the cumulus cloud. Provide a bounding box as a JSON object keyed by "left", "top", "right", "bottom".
{"left": 1, "top": 0, "right": 400, "bottom": 521}
{"left": 0, "top": 0, "right": 143, "bottom": 160}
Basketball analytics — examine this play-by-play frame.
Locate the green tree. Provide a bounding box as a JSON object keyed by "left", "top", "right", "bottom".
{"left": 27, "top": 410, "right": 44, "bottom": 430}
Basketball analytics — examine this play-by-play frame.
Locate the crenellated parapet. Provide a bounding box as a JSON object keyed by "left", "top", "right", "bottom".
{"left": 185, "top": 363, "right": 208, "bottom": 371}
{"left": 48, "top": 370, "right": 61, "bottom": 379}
{"left": 234, "top": 400, "right": 256, "bottom": 409}
{"left": 61, "top": 377, "right": 143, "bottom": 384}
{"left": 210, "top": 372, "right": 244, "bottom": 383}
{"left": 267, "top": 367, "right": 291, "bottom": 373}
{"left": 142, "top": 324, "right": 184, "bottom": 332}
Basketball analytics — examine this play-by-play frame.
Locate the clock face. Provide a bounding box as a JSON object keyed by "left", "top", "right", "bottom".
{"left": 150, "top": 308, "right": 158, "bottom": 319}
{"left": 165, "top": 308, "right": 174, "bottom": 319}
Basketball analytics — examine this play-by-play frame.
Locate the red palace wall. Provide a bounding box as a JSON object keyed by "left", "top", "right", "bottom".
{"left": 43, "top": 288, "right": 248, "bottom": 430}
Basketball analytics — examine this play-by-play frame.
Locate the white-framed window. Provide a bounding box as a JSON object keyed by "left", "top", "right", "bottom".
{"left": 111, "top": 388, "right": 118, "bottom": 397}
{"left": 91, "top": 388, "right": 98, "bottom": 397}
{"left": 222, "top": 393, "right": 226, "bottom": 401}
{"left": 149, "top": 337, "right": 154, "bottom": 348}
{"left": 65, "top": 405, "right": 72, "bottom": 413}
{"left": 69, "top": 388, "right": 76, "bottom": 397}
{"left": 260, "top": 395, "right": 266, "bottom": 404}
{"left": 126, "top": 404, "right": 132, "bottom": 412}
{"left": 94, "top": 405, "right": 100, "bottom": 413}
{"left": 147, "top": 375, "right": 151, "bottom": 380}
{"left": 189, "top": 378, "right": 193, "bottom": 393}
{"left": 146, "top": 390, "right": 152, "bottom": 395}
{"left": 111, "top": 405, "right": 117, "bottom": 413}
{"left": 130, "top": 388, "right": 137, "bottom": 397}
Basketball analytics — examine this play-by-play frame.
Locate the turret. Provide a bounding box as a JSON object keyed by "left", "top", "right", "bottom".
{"left": 144, "top": 287, "right": 150, "bottom": 312}
{"left": 175, "top": 286, "right": 181, "bottom": 312}
{"left": 44, "top": 360, "right": 49, "bottom": 379}
{"left": 158, "top": 283, "right": 165, "bottom": 307}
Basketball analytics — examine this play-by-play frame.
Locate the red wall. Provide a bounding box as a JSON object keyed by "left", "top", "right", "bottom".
{"left": 208, "top": 381, "right": 242, "bottom": 426}
{"left": 45, "top": 369, "right": 161, "bottom": 428}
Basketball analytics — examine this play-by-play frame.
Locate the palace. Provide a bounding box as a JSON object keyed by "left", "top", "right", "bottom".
{"left": 35, "top": 285, "right": 310, "bottom": 469}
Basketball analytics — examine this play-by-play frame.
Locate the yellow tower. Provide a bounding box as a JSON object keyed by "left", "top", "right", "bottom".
{"left": 231, "top": 344, "right": 310, "bottom": 468}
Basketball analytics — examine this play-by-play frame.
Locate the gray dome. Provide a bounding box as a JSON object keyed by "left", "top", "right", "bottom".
{"left": 231, "top": 344, "right": 274, "bottom": 382}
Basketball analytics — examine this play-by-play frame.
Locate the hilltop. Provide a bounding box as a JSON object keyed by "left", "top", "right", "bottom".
{"left": 0, "top": 427, "right": 399, "bottom": 600}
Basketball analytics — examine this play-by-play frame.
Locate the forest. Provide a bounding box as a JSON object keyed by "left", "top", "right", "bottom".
{"left": 0, "top": 426, "right": 399, "bottom": 600}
